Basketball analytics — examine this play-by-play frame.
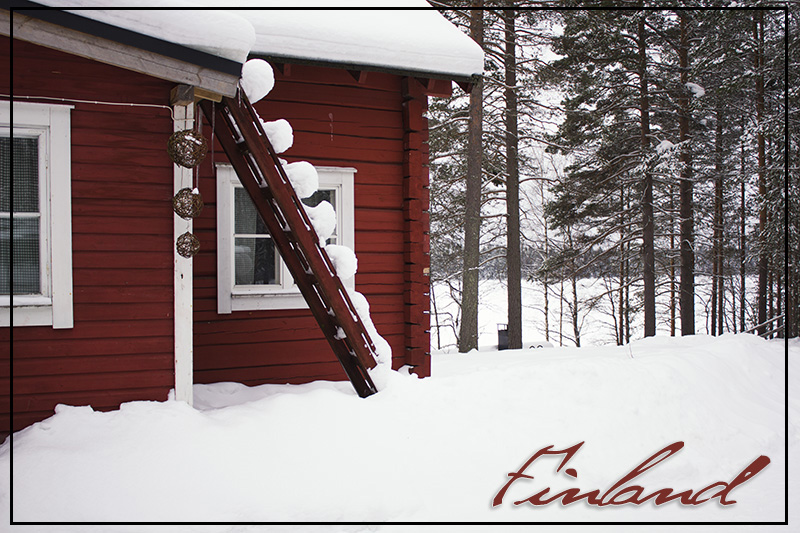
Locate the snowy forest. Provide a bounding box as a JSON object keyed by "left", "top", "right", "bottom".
{"left": 427, "top": 4, "right": 795, "bottom": 351}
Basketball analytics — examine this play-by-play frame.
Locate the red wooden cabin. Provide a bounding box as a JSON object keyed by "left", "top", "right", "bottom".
{"left": 0, "top": 4, "right": 482, "bottom": 436}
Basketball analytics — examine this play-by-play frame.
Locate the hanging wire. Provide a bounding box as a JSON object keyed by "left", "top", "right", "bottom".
{"left": 1, "top": 94, "right": 182, "bottom": 122}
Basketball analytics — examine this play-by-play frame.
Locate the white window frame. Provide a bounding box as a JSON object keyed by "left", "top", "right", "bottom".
{"left": 216, "top": 164, "right": 355, "bottom": 313}
{"left": 1, "top": 101, "right": 73, "bottom": 328}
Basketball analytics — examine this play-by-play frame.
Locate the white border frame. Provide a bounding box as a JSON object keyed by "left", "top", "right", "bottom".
{"left": 0, "top": 101, "right": 73, "bottom": 328}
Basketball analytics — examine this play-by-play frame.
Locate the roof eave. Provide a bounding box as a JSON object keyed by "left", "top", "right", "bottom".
{"left": 252, "top": 53, "right": 480, "bottom": 93}
{"left": 2, "top": 3, "right": 243, "bottom": 98}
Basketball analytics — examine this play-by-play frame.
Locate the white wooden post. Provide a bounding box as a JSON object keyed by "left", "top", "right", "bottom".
{"left": 173, "top": 104, "right": 194, "bottom": 405}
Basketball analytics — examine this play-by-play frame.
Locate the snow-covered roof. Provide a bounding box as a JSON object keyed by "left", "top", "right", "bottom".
{"left": 30, "top": 1, "right": 484, "bottom": 80}
{"left": 241, "top": 6, "right": 484, "bottom": 80}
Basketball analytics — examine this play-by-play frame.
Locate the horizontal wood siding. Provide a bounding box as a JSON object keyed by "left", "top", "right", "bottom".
{"left": 193, "top": 63, "right": 422, "bottom": 385}
{"left": 1, "top": 37, "right": 175, "bottom": 435}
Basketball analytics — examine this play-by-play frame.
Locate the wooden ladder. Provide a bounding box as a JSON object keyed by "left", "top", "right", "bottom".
{"left": 199, "top": 91, "right": 379, "bottom": 398}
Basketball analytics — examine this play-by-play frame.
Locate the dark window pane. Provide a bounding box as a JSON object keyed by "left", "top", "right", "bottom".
{"left": 0, "top": 136, "right": 39, "bottom": 213}
{"left": 234, "top": 187, "right": 268, "bottom": 235}
{"left": 302, "top": 189, "right": 333, "bottom": 209}
{"left": 234, "top": 236, "right": 277, "bottom": 286}
{"left": 0, "top": 217, "right": 40, "bottom": 295}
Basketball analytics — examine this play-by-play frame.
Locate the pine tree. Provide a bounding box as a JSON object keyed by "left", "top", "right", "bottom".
{"left": 458, "top": 2, "right": 484, "bottom": 353}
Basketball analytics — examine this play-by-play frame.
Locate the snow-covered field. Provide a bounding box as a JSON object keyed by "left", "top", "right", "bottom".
{"left": 431, "top": 277, "right": 762, "bottom": 350}
{"left": 1, "top": 331, "right": 795, "bottom": 531}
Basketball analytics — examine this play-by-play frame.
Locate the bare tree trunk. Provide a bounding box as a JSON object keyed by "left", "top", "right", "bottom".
{"left": 678, "top": 12, "right": 695, "bottom": 336}
{"left": 559, "top": 277, "right": 564, "bottom": 346}
{"left": 458, "top": 2, "right": 483, "bottom": 353}
{"left": 754, "top": 10, "right": 768, "bottom": 336}
{"left": 768, "top": 263, "right": 774, "bottom": 338}
{"left": 625, "top": 240, "right": 631, "bottom": 343}
{"left": 572, "top": 273, "right": 580, "bottom": 347}
{"left": 777, "top": 268, "right": 783, "bottom": 338}
{"left": 711, "top": 247, "right": 719, "bottom": 335}
{"left": 639, "top": 15, "right": 656, "bottom": 338}
{"left": 619, "top": 186, "right": 625, "bottom": 345}
{"left": 567, "top": 228, "right": 580, "bottom": 347}
{"left": 504, "top": 7, "right": 522, "bottom": 350}
{"left": 740, "top": 125, "right": 747, "bottom": 332}
{"left": 670, "top": 182, "right": 676, "bottom": 336}
{"left": 711, "top": 105, "right": 724, "bottom": 336}
{"left": 541, "top": 182, "right": 550, "bottom": 342}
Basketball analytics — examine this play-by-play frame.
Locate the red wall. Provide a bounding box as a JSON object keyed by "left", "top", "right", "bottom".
{"left": 1, "top": 37, "right": 176, "bottom": 435}
{"left": 1, "top": 38, "right": 433, "bottom": 437}
{"left": 192, "top": 64, "right": 432, "bottom": 385}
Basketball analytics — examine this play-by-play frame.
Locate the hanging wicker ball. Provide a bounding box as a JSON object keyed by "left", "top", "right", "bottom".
{"left": 167, "top": 129, "right": 208, "bottom": 168}
{"left": 176, "top": 231, "right": 201, "bottom": 258}
{"left": 172, "top": 187, "right": 204, "bottom": 219}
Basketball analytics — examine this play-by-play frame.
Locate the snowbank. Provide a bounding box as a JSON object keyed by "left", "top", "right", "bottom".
{"left": 1, "top": 334, "right": 791, "bottom": 529}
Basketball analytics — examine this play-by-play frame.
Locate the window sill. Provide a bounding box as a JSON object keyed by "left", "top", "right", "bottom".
{"left": 229, "top": 291, "right": 308, "bottom": 311}
{"left": 0, "top": 304, "right": 53, "bottom": 327}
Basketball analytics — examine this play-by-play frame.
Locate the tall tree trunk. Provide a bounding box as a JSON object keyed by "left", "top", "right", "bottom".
{"left": 740, "top": 123, "right": 747, "bottom": 332}
{"left": 572, "top": 273, "right": 580, "bottom": 347}
{"left": 504, "top": 7, "right": 522, "bottom": 350}
{"left": 541, "top": 182, "right": 550, "bottom": 342}
{"left": 670, "top": 182, "right": 676, "bottom": 336}
{"left": 566, "top": 227, "right": 580, "bottom": 347}
{"left": 619, "top": 186, "right": 625, "bottom": 345}
{"left": 678, "top": 12, "right": 695, "bottom": 335}
{"left": 777, "top": 269, "right": 783, "bottom": 337}
{"left": 711, "top": 245, "right": 719, "bottom": 335}
{"left": 768, "top": 264, "right": 774, "bottom": 338}
{"left": 458, "top": 2, "right": 483, "bottom": 353}
{"left": 754, "top": 10, "right": 768, "bottom": 335}
{"left": 712, "top": 105, "right": 725, "bottom": 336}
{"left": 559, "top": 277, "right": 564, "bottom": 346}
{"left": 639, "top": 15, "right": 656, "bottom": 338}
{"left": 625, "top": 239, "right": 631, "bottom": 343}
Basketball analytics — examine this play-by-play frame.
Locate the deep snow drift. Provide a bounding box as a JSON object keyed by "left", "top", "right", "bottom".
{"left": 1, "top": 334, "right": 794, "bottom": 531}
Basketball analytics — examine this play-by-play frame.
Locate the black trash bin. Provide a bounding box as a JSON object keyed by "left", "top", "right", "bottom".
{"left": 497, "top": 323, "right": 509, "bottom": 350}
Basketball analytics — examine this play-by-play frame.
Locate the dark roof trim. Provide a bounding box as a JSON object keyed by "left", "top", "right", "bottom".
{"left": 253, "top": 53, "right": 480, "bottom": 86}
{"left": 8, "top": 1, "right": 243, "bottom": 77}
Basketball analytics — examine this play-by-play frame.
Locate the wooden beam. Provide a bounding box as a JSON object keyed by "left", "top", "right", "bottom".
{"left": 170, "top": 84, "right": 223, "bottom": 106}
{"left": 2, "top": 10, "right": 240, "bottom": 97}
{"left": 421, "top": 78, "right": 453, "bottom": 98}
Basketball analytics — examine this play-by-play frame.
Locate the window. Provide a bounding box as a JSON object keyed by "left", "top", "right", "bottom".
{"left": 216, "top": 164, "right": 355, "bottom": 313}
{"left": 1, "top": 101, "right": 73, "bottom": 328}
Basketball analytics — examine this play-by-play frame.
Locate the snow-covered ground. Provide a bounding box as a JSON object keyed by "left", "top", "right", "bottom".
{"left": 1, "top": 331, "right": 794, "bottom": 531}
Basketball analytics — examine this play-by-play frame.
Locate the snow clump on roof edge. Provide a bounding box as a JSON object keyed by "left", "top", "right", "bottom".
{"left": 241, "top": 59, "right": 276, "bottom": 104}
